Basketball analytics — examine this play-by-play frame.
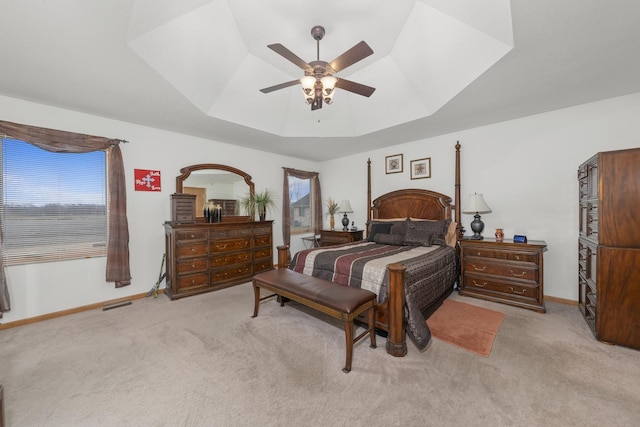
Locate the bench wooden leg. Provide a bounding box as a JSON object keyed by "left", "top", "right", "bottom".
{"left": 343, "top": 320, "right": 354, "bottom": 373}
{"left": 368, "top": 304, "right": 377, "bottom": 349}
{"left": 251, "top": 282, "right": 260, "bottom": 318}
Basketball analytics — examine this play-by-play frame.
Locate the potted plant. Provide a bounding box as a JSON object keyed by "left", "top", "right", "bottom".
{"left": 242, "top": 189, "right": 277, "bottom": 221}
{"left": 326, "top": 197, "right": 339, "bottom": 230}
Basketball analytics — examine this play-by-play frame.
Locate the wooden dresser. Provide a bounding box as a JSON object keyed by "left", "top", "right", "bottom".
{"left": 319, "top": 229, "right": 364, "bottom": 247}
{"left": 459, "top": 238, "right": 547, "bottom": 312}
{"left": 578, "top": 148, "right": 640, "bottom": 350}
{"left": 164, "top": 221, "right": 273, "bottom": 299}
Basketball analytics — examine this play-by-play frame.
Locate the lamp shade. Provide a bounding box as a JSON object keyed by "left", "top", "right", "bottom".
{"left": 338, "top": 199, "right": 353, "bottom": 213}
{"left": 463, "top": 194, "right": 491, "bottom": 214}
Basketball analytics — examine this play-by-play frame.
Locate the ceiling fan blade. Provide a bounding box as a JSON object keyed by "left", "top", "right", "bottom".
{"left": 260, "top": 80, "right": 300, "bottom": 94}
{"left": 329, "top": 41, "right": 374, "bottom": 73}
{"left": 267, "top": 43, "right": 313, "bottom": 72}
{"left": 335, "top": 78, "right": 376, "bottom": 97}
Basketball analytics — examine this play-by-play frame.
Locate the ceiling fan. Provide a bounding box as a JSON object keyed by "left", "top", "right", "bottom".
{"left": 260, "top": 25, "right": 375, "bottom": 111}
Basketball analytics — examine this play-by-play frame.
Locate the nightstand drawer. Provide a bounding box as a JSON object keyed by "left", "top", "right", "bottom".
{"left": 465, "top": 247, "right": 538, "bottom": 263}
{"left": 463, "top": 258, "right": 538, "bottom": 282}
{"left": 464, "top": 274, "right": 539, "bottom": 300}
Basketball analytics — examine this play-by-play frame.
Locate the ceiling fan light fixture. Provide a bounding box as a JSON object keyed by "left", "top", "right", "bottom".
{"left": 321, "top": 75, "right": 337, "bottom": 96}
{"left": 300, "top": 75, "right": 316, "bottom": 96}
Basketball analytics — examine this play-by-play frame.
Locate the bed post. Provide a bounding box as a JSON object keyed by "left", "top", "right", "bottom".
{"left": 454, "top": 142, "right": 462, "bottom": 238}
{"left": 366, "top": 158, "right": 372, "bottom": 238}
{"left": 386, "top": 263, "right": 407, "bottom": 357}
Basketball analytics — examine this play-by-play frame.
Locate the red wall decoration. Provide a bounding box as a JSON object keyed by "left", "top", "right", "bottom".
{"left": 134, "top": 169, "right": 161, "bottom": 191}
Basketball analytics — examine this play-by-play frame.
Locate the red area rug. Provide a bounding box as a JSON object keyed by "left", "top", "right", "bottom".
{"left": 426, "top": 299, "right": 506, "bottom": 357}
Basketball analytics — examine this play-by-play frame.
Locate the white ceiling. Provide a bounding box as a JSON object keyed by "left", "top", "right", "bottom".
{"left": 1, "top": 0, "right": 639, "bottom": 161}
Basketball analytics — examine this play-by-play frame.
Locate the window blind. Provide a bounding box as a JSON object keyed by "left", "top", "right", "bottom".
{"left": 1, "top": 138, "right": 108, "bottom": 265}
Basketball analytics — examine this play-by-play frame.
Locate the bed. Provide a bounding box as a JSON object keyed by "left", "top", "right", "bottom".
{"left": 278, "top": 143, "right": 463, "bottom": 356}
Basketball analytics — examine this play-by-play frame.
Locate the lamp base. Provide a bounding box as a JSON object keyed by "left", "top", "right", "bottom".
{"left": 342, "top": 213, "right": 349, "bottom": 231}
{"left": 469, "top": 214, "right": 485, "bottom": 240}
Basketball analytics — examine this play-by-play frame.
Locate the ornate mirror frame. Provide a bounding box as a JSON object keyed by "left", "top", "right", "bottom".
{"left": 176, "top": 164, "right": 254, "bottom": 221}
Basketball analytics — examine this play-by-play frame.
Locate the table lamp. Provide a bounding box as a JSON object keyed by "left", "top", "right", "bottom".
{"left": 462, "top": 193, "right": 491, "bottom": 240}
{"left": 338, "top": 200, "right": 353, "bottom": 231}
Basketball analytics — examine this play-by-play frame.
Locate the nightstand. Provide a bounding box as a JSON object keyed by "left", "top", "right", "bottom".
{"left": 319, "top": 229, "right": 364, "bottom": 247}
{"left": 459, "top": 238, "right": 547, "bottom": 312}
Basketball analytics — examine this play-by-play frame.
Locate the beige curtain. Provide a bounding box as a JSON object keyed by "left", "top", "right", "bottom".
{"left": 282, "top": 167, "right": 322, "bottom": 259}
{"left": 0, "top": 120, "right": 131, "bottom": 315}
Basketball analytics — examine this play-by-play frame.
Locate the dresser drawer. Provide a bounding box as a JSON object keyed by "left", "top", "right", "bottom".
{"left": 176, "top": 272, "right": 210, "bottom": 291}
{"left": 464, "top": 274, "right": 539, "bottom": 300}
{"left": 463, "top": 258, "right": 538, "bottom": 282}
{"left": 212, "top": 264, "right": 252, "bottom": 282}
{"left": 176, "top": 242, "right": 208, "bottom": 258}
{"left": 176, "top": 230, "right": 207, "bottom": 241}
{"left": 210, "top": 228, "right": 252, "bottom": 238}
{"left": 253, "top": 260, "right": 273, "bottom": 273}
{"left": 211, "top": 252, "right": 251, "bottom": 267}
{"left": 176, "top": 257, "right": 208, "bottom": 274}
{"left": 255, "top": 235, "right": 272, "bottom": 247}
{"left": 211, "top": 238, "right": 251, "bottom": 253}
{"left": 254, "top": 247, "right": 272, "bottom": 260}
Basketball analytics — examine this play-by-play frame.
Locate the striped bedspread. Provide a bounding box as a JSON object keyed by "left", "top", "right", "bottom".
{"left": 289, "top": 241, "right": 458, "bottom": 349}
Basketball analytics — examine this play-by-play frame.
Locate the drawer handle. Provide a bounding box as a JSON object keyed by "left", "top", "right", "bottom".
{"left": 514, "top": 255, "right": 520, "bottom": 260}
{"left": 476, "top": 252, "right": 482, "bottom": 256}
{"left": 191, "top": 248, "right": 195, "bottom": 253}
{"left": 191, "top": 264, "right": 195, "bottom": 268}
{"left": 508, "top": 269, "right": 527, "bottom": 277}
{"left": 471, "top": 280, "right": 487, "bottom": 287}
{"left": 217, "top": 244, "right": 228, "bottom": 249}
{"left": 471, "top": 265, "right": 487, "bottom": 271}
{"left": 509, "top": 286, "right": 527, "bottom": 294}
{"left": 190, "top": 234, "right": 195, "bottom": 238}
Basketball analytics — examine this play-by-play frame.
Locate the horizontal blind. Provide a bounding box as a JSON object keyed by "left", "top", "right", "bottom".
{"left": 1, "top": 138, "right": 108, "bottom": 265}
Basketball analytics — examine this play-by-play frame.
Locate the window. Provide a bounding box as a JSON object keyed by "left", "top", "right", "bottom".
{"left": 288, "top": 176, "right": 313, "bottom": 234}
{"left": 1, "top": 138, "right": 108, "bottom": 265}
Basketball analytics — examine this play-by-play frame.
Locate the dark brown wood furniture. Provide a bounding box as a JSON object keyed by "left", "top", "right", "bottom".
{"left": 459, "top": 238, "right": 547, "bottom": 312}
{"left": 252, "top": 268, "right": 377, "bottom": 373}
{"left": 170, "top": 193, "right": 196, "bottom": 223}
{"left": 578, "top": 147, "right": 640, "bottom": 350}
{"left": 319, "top": 229, "right": 364, "bottom": 246}
{"left": 164, "top": 221, "right": 273, "bottom": 299}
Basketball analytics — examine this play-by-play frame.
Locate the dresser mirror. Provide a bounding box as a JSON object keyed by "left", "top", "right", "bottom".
{"left": 176, "top": 164, "right": 254, "bottom": 220}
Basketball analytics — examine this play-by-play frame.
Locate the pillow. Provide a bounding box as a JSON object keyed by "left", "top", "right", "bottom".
{"left": 403, "top": 226, "right": 433, "bottom": 247}
{"left": 409, "top": 218, "right": 458, "bottom": 247}
{"left": 390, "top": 220, "right": 408, "bottom": 236}
{"left": 445, "top": 221, "right": 458, "bottom": 248}
{"left": 406, "top": 218, "right": 451, "bottom": 247}
{"left": 367, "top": 222, "right": 392, "bottom": 242}
{"left": 374, "top": 233, "right": 405, "bottom": 246}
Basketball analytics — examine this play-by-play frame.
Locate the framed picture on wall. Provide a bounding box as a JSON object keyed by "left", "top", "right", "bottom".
{"left": 385, "top": 154, "right": 403, "bottom": 174}
{"left": 410, "top": 157, "right": 431, "bottom": 179}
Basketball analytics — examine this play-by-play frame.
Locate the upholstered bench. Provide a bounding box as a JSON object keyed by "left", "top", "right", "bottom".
{"left": 252, "top": 268, "right": 377, "bottom": 373}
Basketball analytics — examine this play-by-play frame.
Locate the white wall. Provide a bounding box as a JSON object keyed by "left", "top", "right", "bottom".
{"left": 2, "top": 91, "right": 639, "bottom": 323}
{"left": 0, "top": 95, "right": 316, "bottom": 323}
{"left": 319, "top": 91, "right": 640, "bottom": 301}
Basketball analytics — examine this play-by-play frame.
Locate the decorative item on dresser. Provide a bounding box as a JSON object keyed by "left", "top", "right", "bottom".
{"left": 319, "top": 229, "right": 364, "bottom": 247}
{"left": 459, "top": 238, "right": 547, "bottom": 313}
{"left": 578, "top": 147, "right": 640, "bottom": 350}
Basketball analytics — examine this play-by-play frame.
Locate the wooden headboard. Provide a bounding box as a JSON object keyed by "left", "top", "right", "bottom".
{"left": 372, "top": 189, "right": 452, "bottom": 221}
{"left": 367, "top": 142, "right": 462, "bottom": 237}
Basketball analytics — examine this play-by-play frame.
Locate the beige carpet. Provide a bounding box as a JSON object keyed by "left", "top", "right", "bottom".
{"left": 427, "top": 299, "right": 505, "bottom": 357}
{"left": 1, "top": 283, "right": 640, "bottom": 426}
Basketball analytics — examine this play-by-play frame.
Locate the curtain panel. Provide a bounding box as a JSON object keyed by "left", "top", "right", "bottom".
{"left": 282, "top": 167, "right": 322, "bottom": 259}
{"left": 0, "top": 120, "right": 131, "bottom": 315}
